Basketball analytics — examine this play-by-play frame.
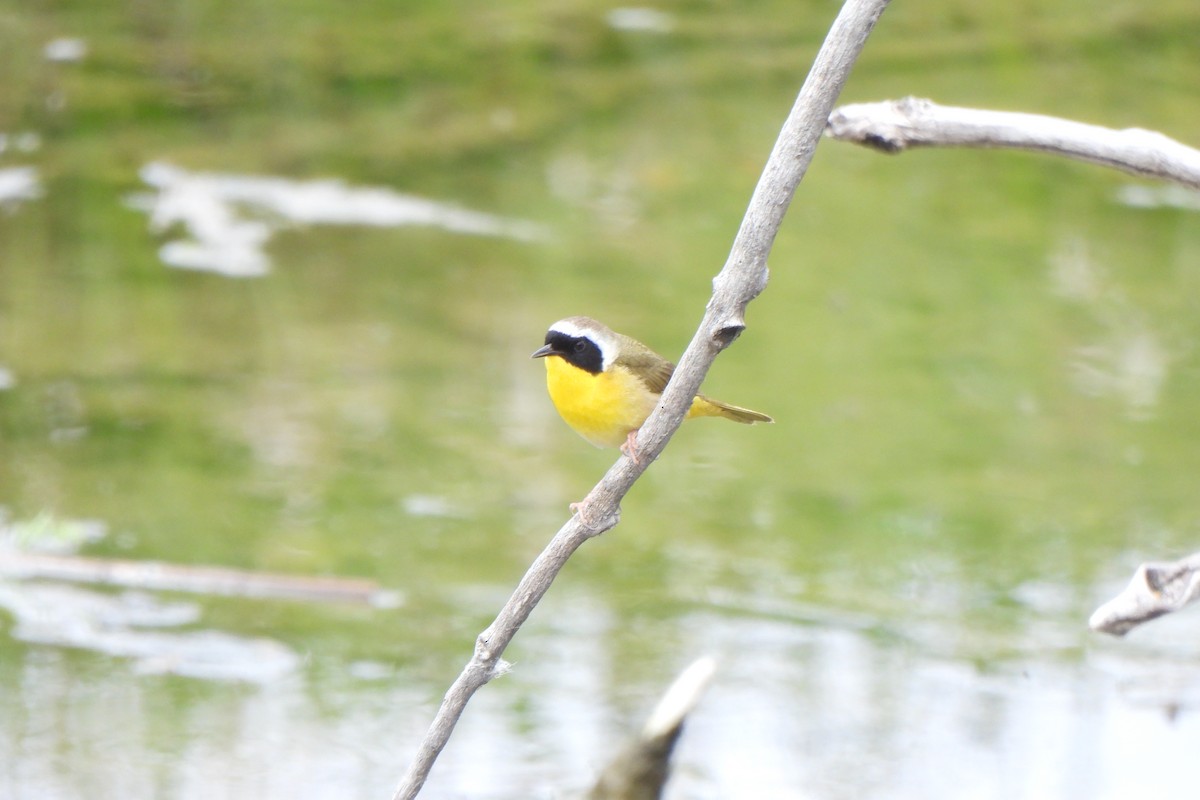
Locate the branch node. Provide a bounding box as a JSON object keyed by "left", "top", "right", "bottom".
{"left": 571, "top": 494, "right": 622, "bottom": 534}
{"left": 897, "top": 94, "right": 931, "bottom": 115}
{"left": 475, "top": 631, "right": 493, "bottom": 660}
{"left": 863, "top": 132, "right": 904, "bottom": 154}
{"left": 713, "top": 322, "right": 746, "bottom": 347}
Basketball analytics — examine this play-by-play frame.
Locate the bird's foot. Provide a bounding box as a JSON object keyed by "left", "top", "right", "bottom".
{"left": 619, "top": 430, "right": 643, "bottom": 464}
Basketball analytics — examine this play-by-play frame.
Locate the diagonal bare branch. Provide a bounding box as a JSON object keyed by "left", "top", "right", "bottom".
{"left": 392, "top": 1, "right": 891, "bottom": 796}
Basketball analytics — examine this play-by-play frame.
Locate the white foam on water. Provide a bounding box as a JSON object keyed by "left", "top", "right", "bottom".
{"left": 0, "top": 166, "right": 41, "bottom": 205}
{"left": 44, "top": 37, "right": 88, "bottom": 63}
{"left": 135, "top": 161, "right": 550, "bottom": 277}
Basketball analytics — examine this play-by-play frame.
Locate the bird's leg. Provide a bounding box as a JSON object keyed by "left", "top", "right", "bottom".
{"left": 571, "top": 429, "right": 641, "bottom": 530}
{"left": 620, "top": 429, "right": 642, "bottom": 464}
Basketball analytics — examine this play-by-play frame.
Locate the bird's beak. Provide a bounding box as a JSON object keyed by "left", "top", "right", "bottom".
{"left": 530, "top": 344, "right": 556, "bottom": 359}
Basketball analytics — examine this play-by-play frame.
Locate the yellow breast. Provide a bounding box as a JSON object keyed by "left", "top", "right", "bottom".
{"left": 544, "top": 357, "right": 658, "bottom": 448}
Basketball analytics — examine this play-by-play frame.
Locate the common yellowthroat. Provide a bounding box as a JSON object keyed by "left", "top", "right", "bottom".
{"left": 531, "top": 316, "right": 773, "bottom": 457}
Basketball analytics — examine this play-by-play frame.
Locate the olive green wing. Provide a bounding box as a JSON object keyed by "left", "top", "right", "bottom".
{"left": 616, "top": 333, "right": 774, "bottom": 424}
{"left": 617, "top": 335, "right": 676, "bottom": 396}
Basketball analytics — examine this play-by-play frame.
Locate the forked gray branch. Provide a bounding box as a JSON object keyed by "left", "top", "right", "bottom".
{"left": 392, "top": 1, "right": 891, "bottom": 797}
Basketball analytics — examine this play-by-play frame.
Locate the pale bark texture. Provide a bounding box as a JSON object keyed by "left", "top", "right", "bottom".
{"left": 1090, "top": 554, "right": 1200, "bottom": 636}
{"left": 827, "top": 96, "right": 1200, "bottom": 188}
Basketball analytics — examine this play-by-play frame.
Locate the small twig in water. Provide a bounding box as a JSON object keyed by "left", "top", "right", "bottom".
{"left": 1090, "top": 552, "right": 1200, "bottom": 636}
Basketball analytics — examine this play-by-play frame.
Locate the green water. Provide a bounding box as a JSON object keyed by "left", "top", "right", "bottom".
{"left": 2, "top": 1, "right": 1200, "bottom": 798}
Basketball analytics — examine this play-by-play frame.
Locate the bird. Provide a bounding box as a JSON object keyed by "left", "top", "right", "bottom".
{"left": 531, "top": 316, "right": 772, "bottom": 459}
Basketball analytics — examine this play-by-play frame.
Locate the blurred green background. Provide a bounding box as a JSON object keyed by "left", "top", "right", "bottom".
{"left": 2, "top": 1, "right": 1200, "bottom": 798}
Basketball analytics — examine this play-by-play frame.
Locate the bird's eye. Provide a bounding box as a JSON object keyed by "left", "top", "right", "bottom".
{"left": 573, "top": 340, "right": 587, "bottom": 353}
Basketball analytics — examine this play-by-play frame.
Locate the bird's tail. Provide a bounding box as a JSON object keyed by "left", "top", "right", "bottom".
{"left": 688, "top": 395, "right": 774, "bottom": 424}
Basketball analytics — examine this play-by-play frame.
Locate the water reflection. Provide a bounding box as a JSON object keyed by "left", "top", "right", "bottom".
{"left": 0, "top": 564, "right": 1197, "bottom": 798}
{"left": 1117, "top": 184, "right": 1200, "bottom": 212}
{"left": 1051, "top": 239, "right": 1170, "bottom": 420}
{"left": 0, "top": 583, "right": 298, "bottom": 683}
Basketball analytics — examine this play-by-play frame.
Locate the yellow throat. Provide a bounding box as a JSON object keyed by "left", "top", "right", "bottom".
{"left": 543, "top": 356, "right": 658, "bottom": 448}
